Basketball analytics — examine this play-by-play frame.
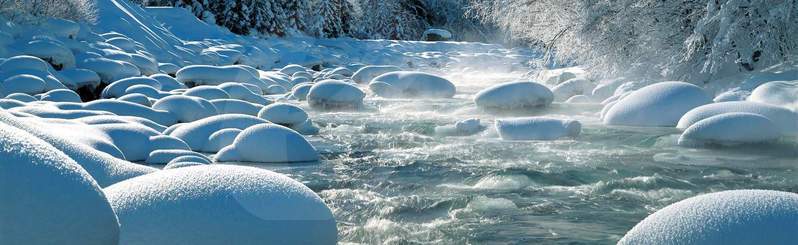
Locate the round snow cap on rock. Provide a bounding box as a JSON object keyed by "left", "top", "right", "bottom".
{"left": 474, "top": 81, "right": 553, "bottom": 111}
{"left": 619, "top": 190, "right": 798, "bottom": 245}
{"left": 257, "top": 103, "right": 308, "bottom": 126}
{"left": 0, "top": 123, "right": 119, "bottom": 245}
{"left": 603, "top": 81, "right": 711, "bottom": 127}
{"left": 104, "top": 165, "right": 337, "bottom": 245}
{"left": 748, "top": 80, "right": 798, "bottom": 110}
{"left": 352, "top": 65, "right": 401, "bottom": 84}
{"left": 153, "top": 95, "right": 219, "bottom": 123}
{"left": 307, "top": 79, "right": 365, "bottom": 110}
{"left": 215, "top": 124, "right": 319, "bottom": 163}
{"left": 678, "top": 112, "right": 783, "bottom": 147}
{"left": 495, "top": 117, "right": 581, "bottom": 140}
{"left": 677, "top": 101, "right": 798, "bottom": 135}
{"left": 370, "top": 71, "right": 456, "bottom": 98}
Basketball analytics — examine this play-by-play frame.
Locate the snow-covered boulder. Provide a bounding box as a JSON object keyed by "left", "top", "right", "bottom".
{"left": 714, "top": 89, "right": 751, "bottom": 102}
{"left": 474, "top": 81, "right": 553, "bottom": 110}
{"left": 279, "top": 64, "right": 308, "bottom": 76}
{"left": 0, "top": 123, "right": 120, "bottom": 245}
{"left": 328, "top": 67, "right": 353, "bottom": 77}
{"left": 124, "top": 84, "right": 169, "bottom": 99}
{"left": 552, "top": 78, "right": 595, "bottom": 102}
{"left": 603, "top": 82, "right": 711, "bottom": 127}
{"left": 150, "top": 74, "right": 186, "bottom": 91}
{"left": 290, "top": 83, "right": 313, "bottom": 101}
{"left": 168, "top": 114, "right": 269, "bottom": 152}
{"left": 17, "top": 39, "right": 76, "bottom": 70}
{"left": 748, "top": 81, "right": 798, "bottom": 110}
{"left": 92, "top": 123, "right": 160, "bottom": 161}
{"left": 370, "top": 71, "right": 456, "bottom": 98}
{"left": 564, "top": 95, "right": 593, "bottom": 103}
{"left": 678, "top": 113, "right": 783, "bottom": 147}
{"left": 216, "top": 124, "right": 319, "bottom": 163}
{"left": 77, "top": 115, "right": 167, "bottom": 133}
{"left": 101, "top": 76, "right": 161, "bottom": 99}
{"left": 59, "top": 68, "right": 101, "bottom": 90}
{"left": 104, "top": 165, "right": 337, "bottom": 245}
{"left": 183, "top": 85, "right": 231, "bottom": 100}
{"left": 257, "top": 103, "right": 308, "bottom": 127}
{"left": 5, "top": 93, "right": 38, "bottom": 103}
{"left": 307, "top": 80, "right": 365, "bottom": 110}
{"left": 265, "top": 84, "right": 288, "bottom": 95}
{"left": 176, "top": 65, "right": 267, "bottom": 89}
{"left": 158, "top": 63, "right": 180, "bottom": 76}
{"left": 422, "top": 29, "right": 453, "bottom": 41}
{"left": 352, "top": 65, "right": 401, "bottom": 84}
{"left": 205, "top": 128, "right": 243, "bottom": 153}
{"left": 538, "top": 67, "right": 585, "bottom": 86}
{"left": 153, "top": 95, "right": 218, "bottom": 123}
{"left": 79, "top": 99, "right": 178, "bottom": 126}
{"left": 218, "top": 82, "right": 270, "bottom": 104}
{"left": 145, "top": 149, "right": 210, "bottom": 165}
{"left": 166, "top": 155, "right": 212, "bottom": 167}
{"left": 591, "top": 77, "right": 627, "bottom": 101}
{"left": 677, "top": 101, "right": 798, "bottom": 135}
{"left": 1, "top": 74, "right": 47, "bottom": 96}
{"left": 619, "top": 190, "right": 798, "bottom": 245}
{"left": 79, "top": 57, "right": 141, "bottom": 83}
{"left": 40, "top": 89, "right": 82, "bottom": 103}
{"left": 434, "top": 118, "right": 487, "bottom": 137}
{"left": 211, "top": 99, "right": 263, "bottom": 116}
{"left": 495, "top": 117, "right": 581, "bottom": 140}
{"left": 118, "top": 93, "right": 153, "bottom": 106}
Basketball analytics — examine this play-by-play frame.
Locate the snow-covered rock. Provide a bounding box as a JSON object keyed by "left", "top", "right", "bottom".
{"left": 474, "top": 81, "right": 553, "bottom": 110}
{"left": 183, "top": 85, "right": 231, "bottom": 100}
{"left": 158, "top": 63, "right": 180, "bottom": 75}
{"left": 591, "top": 77, "right": 627, "bottom": 101}
{"left": 168, "top": 114, "right": 269, "bottom": 152}
{"left": 677, "top": 101, "right": 798, "bottom": 135}
{"left": 92, "top": 123, "right": 160, "bottom": 161}
{"left": 714, "top": 89, "right": 751, "bottom": 102}
{"left": 78, "top": 99, "right": 178, "bottom": 126}
{"left": 279, "top": 64, "right": 308, "bottom": 75}
{"left": 205, "top": 128, "right": 243, "bottom": 153}
{"left": 150, "top": 73, "right": 186, "bottom": 91}
{"left": 678, "top": 113, "right": 783, "bottom": 147}
{"left": 117, "top": 93, "right": 153, "bottom": 106}
{"left": 619, "top": 190, "right": 798, "bottom": 245}
{"left": 215, "top": 124, "right": 319, "bottom": 163}
{"left": 40, "top": 89, "right": 82, "bottom": 103}
{"left": 495, "top": 117, "right": 581, "bottom": 140}
{"left": 79, "top": 57, "right": 141, "bottom": 83}
{"left": 211, "top": 99, "right": 263, "bottom": 116}
{"left": 748, "top": 81, "right": 798, "bottom": 110}
{"left": 422, "top": 29, "right": 453, "bottom": 41}
{"left": 352, "top": 65, "right": 401, "bottom": 84}
{"left": 603, "top": 82, "right": 711, "bottom": 127}
{"left": 104, "top": 165, "right": 337, "bottom": 245}
{"left": 290, "top": 82, "right": 313, "bottom": 101}
{"left": 5, "top": 93, "right": 38, "bottom": 103}
{"left": 101, "top": 76, "right": 161, "bottom": 99}
{"left": 218, "top": 82, "right": 270, "bottom": 104}
{"left": 307, "top": 80, "right": 365, "bottom": 110}
{"left": 153, "top": 95, "right": 218, "bottom": 123}
{"left": 564, "top": 95, "right": 593, "bottom": 103}
{"left": 257, "top": 103, "right": 308, "bottom": 126}
{"left": 370, "top": 71, "right": 456, "bottom": 98}
{"left": 145, "top": 149, "right": 209, "bottom": 165}
{"left": 0, "top": 123, "right": 120, "bottom": 245}
{"left": 176, "top": 65, "right": 267, "bottom": 89}
{"left": 1, "top": 74, "right": 47, "bottom": 96}
{"left": 59, "top": 68, "right": 102, "bottom": 90}
{"left": 434, "top": 118, "right": 486, "bottom": 137}
{"left": 552, "top": 78, "right": 595, "bottom": 102}
{"left": 17, "top": 39, "right": 76, "bottom": 70}
{"left": 538, "top": 67, "right": 585, "bottom": 86}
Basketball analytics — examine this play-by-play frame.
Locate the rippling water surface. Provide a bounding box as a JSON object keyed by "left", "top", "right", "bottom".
{"left": 249, "top": 72, "right": 798, "bottom": 244}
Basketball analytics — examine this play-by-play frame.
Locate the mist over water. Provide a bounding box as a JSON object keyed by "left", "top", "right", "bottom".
{"left": 249, "top": 72, "right": 798, "bottom": 244}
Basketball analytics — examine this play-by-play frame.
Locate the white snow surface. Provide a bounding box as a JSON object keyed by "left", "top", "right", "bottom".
{"left": 370, "top": 71, "right": 456, "bottom": 98}
{"left": 677, "top": 101, "right": 798, "bottom": 135}
{"left": 215, "top": 124, "right": 319, "bottom": 163}
{"left": 748, "top": 80, "right": 798, "bottom": 111}
{"left": 604, "top": 82, "right": 711, "bottom": 127}
{"left": 495, "top": 117, "right": 582, "bottom": 141}
{"left": 678, "top": 112, "right": 783, "bottom": 147}
{"left": 474, "top": 81, "right": 553, "bottom": 110}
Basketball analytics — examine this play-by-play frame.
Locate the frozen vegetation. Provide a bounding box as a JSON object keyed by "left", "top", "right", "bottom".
{"left": 2, "top": 0, "right": 798, "bottom": 244}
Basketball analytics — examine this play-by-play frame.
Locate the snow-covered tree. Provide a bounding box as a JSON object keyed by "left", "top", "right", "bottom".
{"left": 355, "top": 0, "right": 428, "bottom": 40}
{"left": 281, "top": 0, "right": 310, "bottom": 34}
{"left": 0, "top": 0, "right": 97, "bottom": 22}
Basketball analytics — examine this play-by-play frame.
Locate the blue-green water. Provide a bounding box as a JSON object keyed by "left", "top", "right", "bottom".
{"left": 249, "top": 74, "right": 798, "bottom": 244}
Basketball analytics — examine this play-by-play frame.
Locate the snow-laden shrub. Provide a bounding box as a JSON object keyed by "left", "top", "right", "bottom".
{"left": 0, "top": 0, "right": 96, "bottom": 22}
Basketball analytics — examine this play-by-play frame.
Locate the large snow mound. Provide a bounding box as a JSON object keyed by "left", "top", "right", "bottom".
{"left": 604, "top": 81, "right": 711, "bottom": 127}
{"left": 257, "top": 103, "right": 308, "bottom": 126}
{"left": 352, "top": 65, "right": 401, "bottom": 84}
{"left": 0, "top": 123, "right": 119, "bottom": 245}
{"left": 619, "top": 190, "right": 798, "bottom": 245}
{"left": 370, "top": 71, "right": 456, "bottom": 98}
{"left": 677, "top": 101, "right": 798, "bottom": 135}
{"left": 153, "top": 95, "right": 218, "bottom": 123}
{"left": 474, "top": 81, "right": 553, "bottom": 111}
{"left": 215, "top": 124, "right": 319, "bottom": 163}
{"left": 495, "top": 117, "right": 581, "bottom": 140}
{"left": 307, "top": 80, "right": 365, "bottom": 110}
{"left": 104, "top": 165, "right": 337, "bottom": 245}
{"left": 167, "top": 114, "right": 269, "bottom": 152}
{"left": 748, "top": 81, "right": 798, "bottom": 111}
{"left": 678, "top": 112, "right": 783, "bottom": 147}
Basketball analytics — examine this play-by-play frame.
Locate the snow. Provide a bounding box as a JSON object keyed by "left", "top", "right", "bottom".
{"left": 307, "top": 79, "right": 366, "bottom": 110}
{"left": 564, "top": 95, "right": 593, "bottom": 104}
{"left": 153, "top": 95, "right": 218, "bottom": 123}
{"left": 290, "top": 83, "right": 314, "bottom": 101}
{"left": 150, "top": 74, "right": 186, "bottom": 91}
{"left": 5, "top": 93, "right": 38, "bottom": 103}
{"left": 145, "top": 149, "right": 209, "bottom": 165}
{"left": 76, "top": 115, "right": 167, "bottom": 133}
{"left": 218, "top": 82, "right": 271, "bottom": 104}
{"left": 92, "top": 123, "right": 160, "bottom": 161}
{"left": 167, "top": 114, "right": 269, "bottom": 152}
{"left": 551, "top": 78, "right": 595, "bottom": 102}
{"left": 435, "top": 118, "right": 487, "bottom": 137}
{"left": 591, "top": 77, "right": 627, "bottom": 101}
{"left": 101, "top": 76, "right": 162, "bottom": 98}
{"left": 104, "top": 165, "right": 337, "bottom": 245}
{"left": 206, "top": 128, "right": 243, "bottom": 153}
{"left": 59, "top": 68, "right": 101, "bottom": 90}
{"left": 604, "top": 82, "right": 711, "bottom": 127}
{"left": 474, "top": 81, "right": 553, "bottom": 111}
{"left": 166, "top": 155, "right": 212, "bottom": 166}
{"left": 422, "top": 29, "right": 453, "bottom": 41}
{"left": 79, "top": 57, "right": 141, "bottom": 83}
{"left": 1, "top": 74, "right": 47, "bottom": 96}
{"left": 280, "top": 64, "right": 309, "bottom": 76}
{"left": 257, "top": 103, "right": 309, "bottom": 127}
{"left": 183, "top": 85, "right": 231, "bottom": 100}
{"left": 495, "top": 117, "right": 582, "bottom": 140}
{"left": 677, "top": 101, "right": 798, "bottom": 135}
{"left": 370, "top": 71, "right": 456, "bottom": 98}
{"left": 40, "top": 89, "right": 83, "bottom": 103}
{"left": 215, "top": 124, "right": 319, "bottom": 163}
{"left": 748, "top": 81, "right": 798, "bottom": 110}
{"left": 678, "top": 113, "right": 783, "bottom": 147}
{"left": 352, "top": 65, "right": 402, "bottom": 84}
{"left": 619, "top": 190, "right": 798, "bottom": 245}
{"left": 176, "top": 65, "right": 268, "bottom": 89}
{"left": 16, "top": 39, "right": 76, "bottom": 70}
{"left": 537, "top": 67, "right": 585, "bottom": 86}
{"left": 211, "top": 99, "right": 263, "bottom": 116}
{"left": 118, "top": 93, "right": 153, "bottom": 106}
{"left": 77, "top": 99, "right": 178, "bottom": 126}
{"left": 0, "top": 123, "right": 120, "bottom": 245}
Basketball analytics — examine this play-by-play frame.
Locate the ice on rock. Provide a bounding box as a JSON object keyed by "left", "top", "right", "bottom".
{"left": 619, "top": 190, "right": 798, "bottom": 245}
{"left": 168, "top": 114, "right": 269, "bottom": 152}
{"left": 0, "top": 111, "right": 156, "bottom": 187}
{"left": 1, "top": 74, "right": 47, "bottom": 96}
{"left": 552, "top": 78, "right": 595, "bottom": 102}
{"left": 183, "top": 85, "right": 231, "bottom": 100}
{"left": 104, "top": 165, "right": 337, "bottom": 244}
{"left": 474, "top": 81, "right": 553, "bottom": 111}
{"left": 79, "top": 57, "right": 141, "bottom": 83}
{"left": 211, "top": 99, "right": 263, "bottom": 116}
{"left": 307, "top": 79, "right": 366, "bottom": 110}
{"left": 370, "top": 71, "right": 456, "bottom": 98}
{"left": 495, "top": 117, "right": 581, "bottom": 141}
{"left": 678, "top": 113, "right": 783, "bottom": 147}
{"left": 145, "top": 149, "right": 209, "bottom": 165}
{"left": 290, "top": 83, "right": 313, "bottom": 101}
{"left": 748, "top": 81, "right": 798, "bottom": 110}
{"left": 153, "top": 95, "right": 218, "bottom": 123}
{"left": 257, "top": 103, "right": 308, "bottom": 127}
{"left": 40, "top": 89, "right": 82, "bottom": 103}
{"left": 215, "top": 124, "right": 319, "bottom": 163}
{"left": 0, "top": 123, "right": 120, "bottom": 245}
{"left": 677, "top": 101, "right": 798, "bottom": 135}
{"left": 603, "top": 82, "right": 711, "bottom": 127}
{"left": 150, "top": 74, "right": 186, "bottom": 91}
{"left": 435, "top": 118, "right": 486, "bottom": 137}
{"left": 206, "top": 128, "right": 243, "bottom": 152}
{"left": 118, "top": 93, "right": 153, "bottom": 106}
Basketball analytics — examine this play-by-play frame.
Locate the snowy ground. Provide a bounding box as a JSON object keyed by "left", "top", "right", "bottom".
{"left": 3, "top": 0, "right": 798, "bottom": 244}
